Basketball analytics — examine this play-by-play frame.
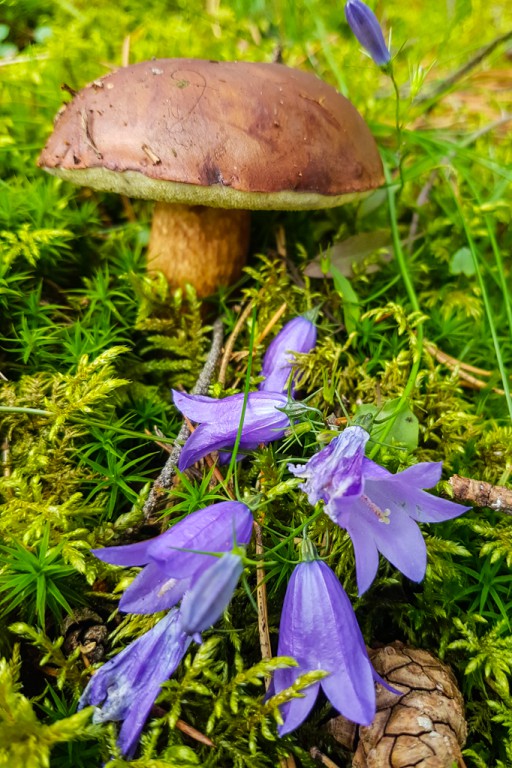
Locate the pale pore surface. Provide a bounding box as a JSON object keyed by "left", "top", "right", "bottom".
{"left": 45, "top": 166, "right": 365, "bottom": 211}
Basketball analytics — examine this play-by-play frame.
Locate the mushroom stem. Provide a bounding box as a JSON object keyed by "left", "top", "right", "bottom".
{"left": 147, "top": 202, "right": 251, "bottom": 297}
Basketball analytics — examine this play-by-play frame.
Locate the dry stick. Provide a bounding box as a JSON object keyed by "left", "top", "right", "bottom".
{"left": 121, "top": 34, "right": 131, "bottom": 67}
{"left": 231, "top": 301, "right": 288, "bottom": 363}
{"left": 218, "top": 299, "right": 255, "bottom": 386}
{"left": 142, "top": 318, "right": 224, "bottom": 520}
{"left": 448, "top": 474, "right": 512, "bottom": 515}
{"left": 175, "top": 718, "right": 215, "bottom": 748}
{"left": 415, "top": 29, "right": 512, "bottom": 106}
{"left": 309, "top": 748, "right": 342, "bottom": 768}
{"left": 1, "top": 438, "right": 11, "bottom": 478}
{"left": 151, "top": 704, "right": 215, "bottom": 747}
{"left": 144, "top": 427, "right": 173, "bottom": 454}
{"left": 279, "top": 756, "right": 297, "bottom": 768}
{"left": 254, "top": 520, "right": 272, "bottom": 687}
{"left": 424, "top": 340, "right": 506, "bottom": 395}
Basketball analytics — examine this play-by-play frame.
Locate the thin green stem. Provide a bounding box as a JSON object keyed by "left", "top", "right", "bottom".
{"left": 446, "top": 176, "right": 512, "bottom": 422}
{"left": 389, "top": 68, "right": 405, "bottom": 191}
{"left": 0, "top": 406, "right": 52, "bottom": 417}
{"left": 0, "top": 406, "right": 183, "bottom": 446}
{"left": 461, "top": 174, "right": 512, "bottom": 341}
{"left": 264, "top": 507, "right": 324, "bottom": 557}
{"left": 370, "top": 161, "right": 424, "bottom": 457}
{"left": 225, "top": 304, "right": 258, "bottom": 497}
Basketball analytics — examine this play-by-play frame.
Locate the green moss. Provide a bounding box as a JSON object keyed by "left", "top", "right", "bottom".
{"left": 1, "top": 0, "right": 511, "bottom": 765}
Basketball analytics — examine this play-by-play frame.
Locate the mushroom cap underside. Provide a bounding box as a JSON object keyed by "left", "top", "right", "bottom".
{"left": 38, "top": 58, "right": 384, "bottom": 211}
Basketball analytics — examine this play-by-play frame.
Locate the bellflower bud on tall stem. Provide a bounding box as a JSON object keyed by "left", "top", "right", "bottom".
{"left": 344, "top": 0, "right": 391, "bottom": 67}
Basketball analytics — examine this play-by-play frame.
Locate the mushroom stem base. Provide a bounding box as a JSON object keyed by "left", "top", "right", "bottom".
{"left": 147, "top": 202, "right": 250, "bottom": 297}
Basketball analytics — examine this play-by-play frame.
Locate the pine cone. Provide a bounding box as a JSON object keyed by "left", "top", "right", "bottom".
{"left": 326, "top": 641, "right": 467, "bottom": 768}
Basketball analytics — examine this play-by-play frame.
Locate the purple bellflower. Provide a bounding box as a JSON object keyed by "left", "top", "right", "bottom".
{"left": 344, "top": 0, "right": 391, "bottom": 67}
{"left": 259, "top": 315, "right": 317, "bottom": 396}
{"left": 173, "top": 390, "right": 291, "bottom": 470}
{"left": 181, "top": 551, "right": 244, "bottom": 637}
{"left": 79, "top": 608, "right": 191, "bottom": 758}
{"left": 272, "top": 557, "right": 378, "bottom": 734}
{"left": 289, "top": 426, "right": 470, "bottom": 595}
{"left": 93, "top": 501, "right": 253, "bottom": 614}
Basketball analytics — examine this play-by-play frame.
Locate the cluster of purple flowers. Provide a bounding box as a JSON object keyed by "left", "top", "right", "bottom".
{"left": 80, "top": 501, "right": 253, "bottom": 756}
{"left": 81, "top": 312, "right": 469, "bottom": 756}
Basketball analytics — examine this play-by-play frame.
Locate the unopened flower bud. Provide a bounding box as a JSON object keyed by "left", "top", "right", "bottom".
{"left": 181, "top": 552, "right": 244, "bottom": 635}
{"left": 344, "top": 0, "right": 391, "bottom": 67}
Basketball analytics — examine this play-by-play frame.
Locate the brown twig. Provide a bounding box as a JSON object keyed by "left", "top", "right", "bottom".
{"left": 279, "top": 756, "right": 297, "bottom": 768}
{"left": 144, "top": 427, "right": 173, "bottom": 454}
{"left": 150, "top": 705, "right": 215, "bottom": 747}
{"left": 254, "top": 520, "right": 272, "bottom": 687}
{"left": 218, "top": 300, "right": 255, "bottom": 386}
{"left": 310, "top": 747, "right": 342, "bottom": 768}
{"left": 448, "top": 474, "right": 512, "bottom": 514}
{"left": 142, "top": 318, "right": 224, "bottom": 520}
{"left": 1, "top": 437, "right": 11, "bottom": 477}
{"left": 424, "top": 340, "right": 505, "bottom": 394}
{"left": 231, "top": 301, "right": 288, "bottom": 363}
{"left": 121, "top": 34, "right": 131, "bottom": 67}
{"left": 175, "top": 717, "right": 215, "bottom": 747}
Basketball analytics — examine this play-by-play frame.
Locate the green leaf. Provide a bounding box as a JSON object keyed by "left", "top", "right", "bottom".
{"left": 355, "top": 398, "right": 419, "bottom": 452}
{"left": 330, "top": 265, "right": 361, "bottom": 334}
{"left": 449, "top": 247, "right": 475, "bottom": 276}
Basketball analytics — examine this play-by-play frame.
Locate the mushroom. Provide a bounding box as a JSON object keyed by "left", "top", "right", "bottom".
{"left": 38, "top": 58, "right": 383, "bottom": 297}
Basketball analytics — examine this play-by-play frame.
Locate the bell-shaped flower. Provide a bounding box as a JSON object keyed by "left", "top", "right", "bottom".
{"left": 181, "top": 551, "right": 244, "bottom": 637}
{"left": 344, "top": 0, "right": 391, "bottom": 67}
{"left": 93, "top": 501, "right": 253, "bottom": 614}
{"left": 173, "top": 390, "right": 291, "bottom": 470}
{"left": 259, "top": 315, "right": 317, "bottom": 395}
{"left": 79, "top": 608, "right": 191, "bottom": 758}
{"left": 289, "top": 426, "right": 470, "bottom": 595}
{"left": 272, "top": 558, "right": 378, "bottom": 734}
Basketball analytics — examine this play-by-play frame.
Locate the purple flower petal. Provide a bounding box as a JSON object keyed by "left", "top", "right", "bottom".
{"left": 119, "top": 561, "right": 190, "bottom": 614}
{"left": 277, "top": 681, "right": 321, "bottom": 735}
{"left": 93, "top": 502, "right": 253, "bottom": 615}
{"left": 172, "top": 391, "right": 239, "bottom": 421}
{"left": 293, "top": 426, "right": 470, "bottom": 594}
{"left": 362, "top": 459, "right": 442, "bottom": 488}
{"left": 344, "top": 0, "right": 391, "bottom": 66}
{"left": 79, "top": 608, "right": 191, "bottom": 758}
{"left": 92, "top": 539, "right": 155, "bottom": 567}
{"left": 259, "top": 316, "right": 317, "bottom": 395}
{"left": 366, "top": 473, "right": 471, "bottom": 525}
{"left": 149, "top": 501, "right": 253, "bottom": 563}
{"left": 339, "top": 493, "right": 427, "bottom": 587}
{"left": 273, "top": 560, "right": 377, "bottom": 734}
{"left": 335, "top": 498, "right": 380, "bottom": 594}
{"left": 181, "top": 552, "right": 244, "bottom": 634}
{"left": 174, "top": 391, "right": 290, "bottom": 470}
{"left": 289, "top": 427, "right": 368, "bottom": 508}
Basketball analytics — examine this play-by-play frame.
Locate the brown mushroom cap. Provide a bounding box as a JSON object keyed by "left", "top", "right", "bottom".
{"left": 38, "top": 58, "right": 384, "bottom": 209}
